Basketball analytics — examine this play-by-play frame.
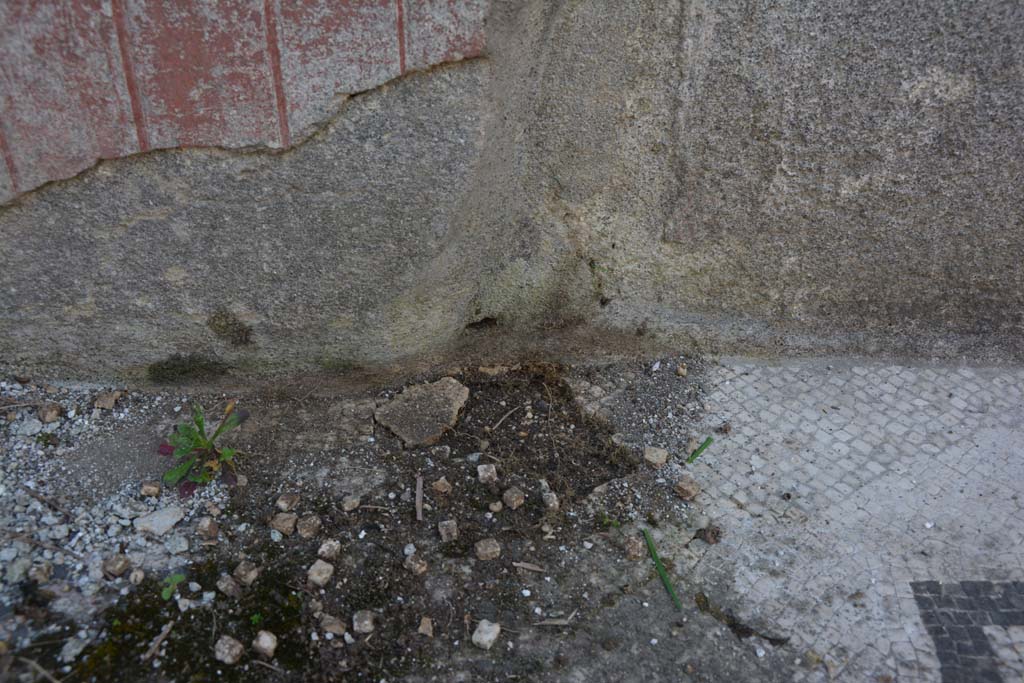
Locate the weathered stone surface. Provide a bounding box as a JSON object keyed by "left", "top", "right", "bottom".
{"left": 374, "top": 378, "right": 469, "bottom": 447}
{"left": 213, "top": 635, "right": 244, "bottom": 665}
{"left": 472, "top": 620, "right": 500, "bottom": 650}
{"left": 474, "top": 538, "right": 501, "bottom": 561}
{"left": 307, "top": 559, "right": 334, "bottom": 587}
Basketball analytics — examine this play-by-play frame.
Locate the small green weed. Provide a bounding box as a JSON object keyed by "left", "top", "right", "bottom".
{"left": 158, "top": 400, "right": 248, "bottom": 497}
{"left": 249, "top": 612, "right": 263, "bottom": 626}
{"left": 161, "top": 573, "right": 186, "bottom": 600}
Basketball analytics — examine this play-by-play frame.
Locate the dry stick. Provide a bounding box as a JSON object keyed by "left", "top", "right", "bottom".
{"left": 18, "top": 484, "right": 73, "bottom": 518}
{"left": 0, "top": 403, "right": 41, "bottom": 410}
{"left": 252, "top": 660, "right": 286, "bottom": 674}
{"left": 511, "top": 561, "right": 545, "bottom": 573}
{"left": 490, "top": 405, "right": 521, "bottom": 432}
{"left": 141, "top": 620, "right": 175, "bottom": 662}
{"left": 415, "top": 475, "right": 424, "bottom": 522}
{"left": 17, "top": 657, "right": 61, "bottom": 683}
{"left": 1, "top": 529, "right": 84, "bottom": 561}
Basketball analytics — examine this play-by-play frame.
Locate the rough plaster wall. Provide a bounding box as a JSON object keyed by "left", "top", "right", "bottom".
{"left": 1, "top": 0, "right": 1023, "bottom": 380}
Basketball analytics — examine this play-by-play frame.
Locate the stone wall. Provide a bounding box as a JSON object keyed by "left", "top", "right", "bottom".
{"left": 1, "top": 0, "right": 1022, "bottom": 379}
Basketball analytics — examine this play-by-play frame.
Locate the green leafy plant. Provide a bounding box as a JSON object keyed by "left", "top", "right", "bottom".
{"left": 161, "top": 573, "right": 186, "bottom": 600}
{"left": 249, "top": 612, "right": 263, "bottom": 626}
{"left": 158, "top": 400, "right": 248, "bottom": 497}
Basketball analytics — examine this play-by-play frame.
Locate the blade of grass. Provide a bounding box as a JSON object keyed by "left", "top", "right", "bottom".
{"left": 686, "top": 436, "right": 713, "bottom": 464}
{"left": 641, "top": 529, "right": 682, "bottom": 610}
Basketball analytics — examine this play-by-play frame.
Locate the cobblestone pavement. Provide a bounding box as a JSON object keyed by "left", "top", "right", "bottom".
{"left": 688, "top": 358, "right": 1024, "bottom": 682}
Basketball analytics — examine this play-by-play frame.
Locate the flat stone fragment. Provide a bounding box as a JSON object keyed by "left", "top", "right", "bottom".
{"left": 475, "top": 538, "right": 501, "bottom": 561}
{"left": 233, "top": 560, "right": 260, "bottom": 586}
{"left": 38, "top": 402, "right": 62, "bottom": 423}
{"left": 140, "top": 480, "right": 161, "bottom": 497}
{"left": 214, "top": 635, "right": 244, "bottom": 665}
{"left": 102, "top": 555, "right": 131, "bottom": 578}
{"left": 197, "top": 516, "right": 219, "bottom": 539}
{"left": 93, "top": 391, "right": 123, "bottom": 410}
{"left": 352, "top": 610, "right": 375, "bottom": 634}
{"left": 296, "top": 515, "right": 322, "bottom": 538}
{"left": 252, "top": 630, "right": 277, "bottom": 658}
{"left": 374, "top": 377, "right": 469, "bottom": 447}
{"left": 438, "top": 520, "right": 458, "bottom": 542}
{"left": 673, "top": 475, "right": 701, "bottom": 501}
{"left": 307, "top": 559, "right": 334, "bottom": 587}
{"left": 472, "top": 620, "right": 501, "bottom": 650}
{"left": 276, "top": 492, "right": 300, "bottom": 512}
{"left": 321, "top": 614, "right": 346, "bottom": 635}
{"left": 217, "top": 574, "right": 242, "bottom": 599}
{"left": 341, "top": 495, "right": 361, "bottom": 512}
{"left": 270, "top": 512, "right": 298, "bottom": 536}
{"left": 418, "top": 616, "right": 434, "bottom": 637}
{"left": 432, "top": 477, "right": 452, "bottom": 495}
{"left": 134, "top": 506, "right": 183, "bottom": 536}
{"left": 643, "top": 446, "right": 670, "bottom": 467}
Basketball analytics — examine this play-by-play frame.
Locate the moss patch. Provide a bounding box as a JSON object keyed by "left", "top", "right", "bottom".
{"left": 147, "top": 354, "right": 228, "bottom": 383}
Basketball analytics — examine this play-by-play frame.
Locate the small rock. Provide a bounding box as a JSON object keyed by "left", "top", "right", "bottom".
{"left": 93, "top": 390, "right": 123, "bottom": 410}
{"left": 214, "top": 635, "right": 244, "bottom": 665}
{"left": 28, "top": 563, "right": 52, "bottom": 583}
{"left": 140, "top": 480, "right": 161, "bottom": 498}
{"left": 205, "top": 501, "right": 222, "bottom": 517}
{"left": 624, "top": 536, "right": 646, "bottom": 561}
{"left": 341, "top": 495, "right": 361, "bottom": 512}
{"left": 197, "top": 516, "right": 219, "bottom": 540}
{"left": 38, "top": 402, "right": 62, "bottom": 423}
{"left": 472, "top": 620, "right": 501, "bottom": 650}
{"left": 686, "top": 436, "right": 700, "bottom": 457}
{"left": 477, "top": 464, "right": 498, "bottom": 484}
{"left": 270, "top": 512, "right": 298, "bottom": 536}
{"left": 352, "top": 610, "right": 375, "bottom": 634}
{"left": 675, "top": 364, "right": 688, "bottom": 377}
{"left": 418, "top": 616, "right": 434, "bottom": 638}
{"left": 252, "top": 630, "right": 278, "bottom": 658}
{"left": 403, "top": 543, "right": 417, "bottom": 556}
{"left": 276, "top": 492, "right": 300, "bottom": 512}
{"left": 438, "top": 520, "right": 458, "bottom": 542}
{"left": 17, "top": 418, "right": 43, "bottom": 436}
{"left": 134, "top": 506, "right": 184, "bottom": 536}
{"left": 431, "top": 477, "right": 452, "bottom": 495}
{"left": 643, "top": 446, "right": 670, "bottom": 467}
{"left": 404, "top": 554, "right": 428, "bottom": 575}
{"left": 102, "top": 555, "right": 131, "bottom": 578}
{"left": 318, "top": 539, "right": 341, "bottom": 560}
{"left": 542, "top": 491, "right": 559, "bottom": 511}
{"left": 233, "top": 560, "right": 260, "bottom": 586}
{"left": 307, "top": 559, "right": 334, "bottom": 587}
{"left": 502, "top": 487, "right": 525, "bottom": 510}
{"left": 373, "top": 377, "right": 469, "bottom": 447}
{"left": 269, "top": 529, "right": 283, "bottom": 543}
{"left": 296, "top": 515, "right": 322, "bottom": 539}
{"left": 488, "top": 501, "right": 503, "bottom": 513}
{"left": 217, "top": 574, "right": 243, "bottom": 599}
{"left": 129, "top": 568, "right": 145, "bottom": 585}
{"left": 475, "top": 538, "right": 501, "bottom": 561}
{"left": 673, "top": 475, "right": 701, "bottom": 501}
{"left": 321, "top": 614, "right": 346, "bottom": 635}
{"left": 164, "top": 534, "right": 189, "bottom": 555}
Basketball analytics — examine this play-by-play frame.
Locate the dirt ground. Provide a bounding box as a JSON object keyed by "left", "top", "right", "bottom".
{"left": 1, "top": 357, "right": 798, "bottom": 683}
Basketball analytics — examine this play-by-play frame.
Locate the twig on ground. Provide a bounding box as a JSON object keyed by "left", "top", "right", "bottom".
{"left": 511, "top": 561, "right": 545, "bottom": 573}
{"left": 490, "top": 405, "right": 521, "bottom": 432}
{"left": 141, "top": 620, "right": 175, "bottom": 662}
{"left": 252, "top": 660, "right": 286, "bottom": 674}
{"left": 18, "top": 484, "right": 73, "bottom": 519}
{"left": 415, "top": 474, "right": 423, "bottom": 522}
{"left": 686, "top": 436, "right": 713, "bottom": 464}
{"left": 534, "top": 609, "right": 578, "bottom": 627}
{"left": 17, "top": 657, "right": 61, "bottom": 683}
{"left": 642, "top": 529, "right": 682, "bottom": 610}
{"left": 0, "top": 529, "right": 83, "bottom": 561}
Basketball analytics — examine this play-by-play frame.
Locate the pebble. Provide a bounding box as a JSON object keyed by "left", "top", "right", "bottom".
{"left": 431, "top": 477, "right": 452, "bottom": 495}
{"left": 296, "top": 514, "right": 322, "bottom": 538}
{"left": 352, "top": 610, "right": 375, "bottom": 634}
{"left": 502, "top": 487, "right": 526, "bottom": 510}
{"left": 139, "top": 481, "right": 161, "bottom": 498}
{"left": 673, "top": 475, "right": 701, "bottom": 501}
{"left": 341, "top": 495, "right": 361, "bottom": 512}
{"left": 438, "top": 520, "right": 458, "bottom": 542}
{"left": 488, "top": 501, "right": 503, "bottom": 513}
{"left": 307, "top": 559, "right": 334, "bottom": 587}
{"left": 624, "top": 536, "right": 646, "bottom": 561}
{"left": 270, "top": 529, "right": 283, "bottom": 542}
{"left": 403, "top": 543, "right": 417, "bottom": 557}
{"left": 252, "top": 630, "right": 278, "bottom": 658}
{"left": 213, "top": 635, "right": 244, "bottom": 665}
{"left": 477, "top": 464, "right": 498, "bottom": 484}
{"left": 129, "top": 568, "right": 145, "bottom": 585}
{"left": 418, "top": 616, "right": 434, "bottom": 637}
{"left": 643, "top": 446, "right": 670, "bottom": 467}
{"left": 472, "top": 620, "right": 501, "bottom": 650}
{"left": 102, "top": 555, "right": 131, "bottom": 578}
{"left": 217, "top": 574, "right": 243, "bottom": 599}
{"left": 233, "top": 560, "right": 260, "bottom": 586}
{"left": 318, "top": 539, "right": 341, "bottom": 560}
{"left": 676, "top": 363, "right": 688, "bottom": 377}
{"left": 197, "top": 516, "right": 219, "bottom": 540}
{"left": 321, "top": 614, "right": 346, "bottom": 635}
{"left": 276, "top": 492, "right": 301, "bottom": 512}
{"left": 164, "top": 534, "right": 188, "bottom": 555}
{"left": 404, "top": 554, "right": 428, "bottom": 575}
{"left": 475, "top": 538, "right": 501, "bottom": 561}
{"left": 270, "top": 512, "right": 298, "bottom": 535}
